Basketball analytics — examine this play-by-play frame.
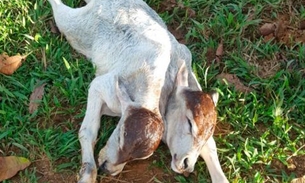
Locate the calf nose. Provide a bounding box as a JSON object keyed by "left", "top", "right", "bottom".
{"left": 183, "top": 157, "right": 189, "bottom": 169}
{"left": 98, "top": 161, "right": 109, "bottom": 174}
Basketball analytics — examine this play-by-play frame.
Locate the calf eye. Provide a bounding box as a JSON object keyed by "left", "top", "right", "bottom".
{"left": 187, "top": 118, "right": 192, "bottom": 133}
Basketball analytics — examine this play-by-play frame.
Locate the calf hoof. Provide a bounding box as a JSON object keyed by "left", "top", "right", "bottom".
{"left": 98, "top": 160, "right": 110, "bottom": 174}
{"left": 78, "top": 162, "right": 97, "bottom": 183}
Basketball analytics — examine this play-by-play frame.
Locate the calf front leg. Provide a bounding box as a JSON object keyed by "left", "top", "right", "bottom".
{"left": 78, "top": 76, "right": 117, "bottom": 183}
{"left": 78, "top": 85, "right": 102, "bottom": 183}
{"left": 200, "top": 136, "right": 229, "bottom": 183}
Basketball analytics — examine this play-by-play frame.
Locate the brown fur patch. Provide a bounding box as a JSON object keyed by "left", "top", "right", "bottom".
{"left": 184, "top": 90, "right": 217, "bottom": 142}
{"left": 117, "top": 107, "right": 163, "bottom": 164}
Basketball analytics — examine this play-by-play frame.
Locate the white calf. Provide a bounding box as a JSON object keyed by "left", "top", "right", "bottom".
{"left": 48, "top": 0, "right": 228, "bottom": 182}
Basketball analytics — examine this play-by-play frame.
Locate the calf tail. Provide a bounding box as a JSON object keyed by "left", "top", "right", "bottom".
{"left": 48, "top": 0, "right": 62, "bottom": 8}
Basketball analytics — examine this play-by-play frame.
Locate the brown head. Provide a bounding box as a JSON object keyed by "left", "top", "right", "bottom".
{"left": 184, "top": 90, "right": 217, "bottom": 143}
{"left": 98, "top": 78, "right": 163, "bottom": 176}
{"left": 164, "top": 64, "right": 219, "bottom": 174}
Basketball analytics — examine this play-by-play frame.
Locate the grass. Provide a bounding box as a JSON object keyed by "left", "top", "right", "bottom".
{"left": 1, "top": 0, "right": 304, "bottom": 182}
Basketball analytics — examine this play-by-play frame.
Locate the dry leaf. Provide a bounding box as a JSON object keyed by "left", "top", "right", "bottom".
{"left": 274, "top": 21, "right": 286, "bottom": 39}
{"left": 259, "top": 23, "right": 276, "bottom": 36}
{"left": 216, "top": 40, "right": 223, "bottom": 62}
{"left": 0, "top": 156, "right": 31, "bottom": 181}
{"left": 217, "top": 73, "right": 252, "bottom": 93}
{"left": 205, "top": 48, "right": 216, "bottom": 64}
{"left": 291, "top": 176, "right": 305, "bottom": 183}
{"left": 0, "top": 53, "right": 26, "bottom": 75}
{"left": 48, "top": 20, "right": 60, "bottom": 34}
{"left": 29, "top": 83, "right": 46, "bottom": 114}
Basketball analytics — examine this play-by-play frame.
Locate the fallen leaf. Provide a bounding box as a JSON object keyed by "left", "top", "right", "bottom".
{"left": 263, "top": 33, "right": 275, "bottom": 42}
{"left": 215, "top": 40, "right": 223, "bottom": 62}
{"left": 291, "top": 176, "right": 305, "bottom": 183}
{"left": 259, "top": 23, "right": 276, "bottom": 36}
{"left": 0, "top": 53, "right": 26, "bottom": 75}
{"left": 48, "top": 20, "right": 60, "bottom": 34}
{"left": 29, "top": 83, "right": 46, "bottom": 114}
{"left": 205, "top": 48, "right": 216, "bottom": 64}
{"left": 274, "top": 21, "right": 286, "bottom": 39}
{"left": 217, "top": 73, "right": 252, "bottom": 93}
{"left": 287, "top": 163, "right": 296, "bottom": 171}
{"left": 0, "top": 156, "right": 31, "bottom": 181}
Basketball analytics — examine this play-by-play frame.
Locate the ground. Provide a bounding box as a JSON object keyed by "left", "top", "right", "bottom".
{"left": 1, "top": 0, "right": 305, "bottom": 183}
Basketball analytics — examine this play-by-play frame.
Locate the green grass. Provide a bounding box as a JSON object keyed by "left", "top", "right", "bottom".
{"left": 1, "top": 0, "right": 305, "bottom": 182}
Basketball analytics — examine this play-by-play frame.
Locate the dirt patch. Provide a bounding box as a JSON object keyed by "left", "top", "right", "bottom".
{"left": 253, "top": 57, "right": 282, "bottom": 79}
{"left": 7, "top": 144, "right": 176, "bottom": 183}
{"left": 288, "top": 155, "right": 305, "bottom": 178}
{"left": 216, "top": 73, "right": 253, "bottom": 93}
{"left": 252, "top": 13, "right": 305, "bottom": 78}
{"left": 99, "top": 145, "right": 176, "bottom": 183}
{"left": 167, "top": 22, "right": 188, "bottom": 44}
{"left": 8, "top": 155, "right": 76, "bottom": 183}
{"left": 271, "top": 155, "right": 305, "bottom": 178}
{"left": 33, "top": 157, "right": 76, "bottom": 183}
{"left": 261, "top": 14, "right": 305, "bottom": 46}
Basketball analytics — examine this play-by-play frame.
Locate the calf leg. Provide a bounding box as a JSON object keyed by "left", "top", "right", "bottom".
{"left": 78, "top": 75, "right": 118, "bottom": 183}
{"left": 200, "top": 136, "right": 229, "bottom": 183}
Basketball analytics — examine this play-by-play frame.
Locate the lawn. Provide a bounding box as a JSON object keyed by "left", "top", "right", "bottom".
{"left": 0, "top": 0, "right": 304, "bottom": 182}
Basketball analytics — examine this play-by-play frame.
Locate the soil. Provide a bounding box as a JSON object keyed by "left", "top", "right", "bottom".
{"left": 8, "top": 144, "right": 178, "bottom": 183}
{"left": 271, "top": 155, "right": 305, "bottom": 178}
{"left": 98, "top": 144, "right": 177, "bottom": 183}
{"left": 253, "top": 13, "right": 305, "bottom": 79}
{"left": 8, "top": 155, "right": 76, "bottom": 183}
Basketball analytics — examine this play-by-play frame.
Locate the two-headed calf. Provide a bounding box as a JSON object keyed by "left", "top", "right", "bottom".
{"left": 48, "top": 0, "right": 228, "bottom": 182}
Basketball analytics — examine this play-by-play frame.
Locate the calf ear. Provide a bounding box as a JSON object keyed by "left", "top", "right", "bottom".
{"left": 116, "top": 77, "right": 132, "bottom": 111}
{"left": 209, "top": 90, "right": 219, "bottom": 107}
{"left": 189, "top": 72, "right": 202, "bottom": 90}
{"left": 176, "top": 63, "right": 188, "bottom": 87}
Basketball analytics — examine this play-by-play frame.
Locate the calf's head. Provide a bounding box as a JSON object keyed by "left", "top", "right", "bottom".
{"left": 164, "top": 65, "right": 219, "bottom": 175}
{"left": 98, "top": 79, "right": 163, "bottom": 176}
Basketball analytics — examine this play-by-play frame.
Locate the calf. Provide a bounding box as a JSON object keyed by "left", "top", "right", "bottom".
{"left": 48, "top": 0, "right": 228, "bottom": 182}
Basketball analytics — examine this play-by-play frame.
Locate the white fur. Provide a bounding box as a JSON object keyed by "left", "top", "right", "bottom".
{"left": 48, "top": 0, "right": 228, "bottom": 182}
